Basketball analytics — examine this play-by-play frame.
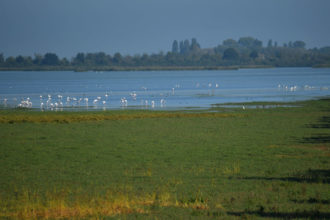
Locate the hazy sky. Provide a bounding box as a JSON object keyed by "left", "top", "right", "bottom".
{"left": 1, "top": 0, "right": 330, "bottom": 58}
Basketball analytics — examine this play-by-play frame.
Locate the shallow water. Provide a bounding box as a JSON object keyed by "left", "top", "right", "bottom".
{"left": 0, "top": 67, "right": 330, "bottom": 110}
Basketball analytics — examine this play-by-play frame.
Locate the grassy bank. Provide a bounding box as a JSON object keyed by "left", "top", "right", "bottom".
{"left": 0, "top": 99, "right": 329, "bottom": 219}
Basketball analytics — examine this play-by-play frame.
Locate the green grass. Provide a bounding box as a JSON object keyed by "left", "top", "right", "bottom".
{"left": 0, "top": 99, "right": 329, "bottom": 219}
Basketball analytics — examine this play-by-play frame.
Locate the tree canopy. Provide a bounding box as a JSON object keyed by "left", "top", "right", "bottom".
{"left": 223, "top": 48, "right": 239, "bottom": 60}
{"left": 1, "top": 36, "right": 329, "bottom": 70}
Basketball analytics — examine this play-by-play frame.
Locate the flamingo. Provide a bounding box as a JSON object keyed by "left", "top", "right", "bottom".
{"left": 130, "top": 92, "right": 137, "bottom": 100}
{"left": 121, "top": 98, "right": 127, "bottom": 106}
{"left": 160, "top": 99, "right": 166, "bottom": 107}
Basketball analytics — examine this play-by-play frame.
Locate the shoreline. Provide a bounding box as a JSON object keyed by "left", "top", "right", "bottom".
{"left": 0, "top": 65, "right": 276, "bottom": 72}
{"left": 1, "top": 64, "right": 329, "bottom": 72}
{"left": 1, "top": 98, "right": 328, "bottom": 114}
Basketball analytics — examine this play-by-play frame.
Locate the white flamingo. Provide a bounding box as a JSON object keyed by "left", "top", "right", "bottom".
{"left": 160, "top": 99, "right": 166, "bottom": 107}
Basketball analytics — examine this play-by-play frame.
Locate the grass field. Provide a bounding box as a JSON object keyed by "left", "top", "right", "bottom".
{"left": 0, "top": 99, "right": 329, "bottom": 219}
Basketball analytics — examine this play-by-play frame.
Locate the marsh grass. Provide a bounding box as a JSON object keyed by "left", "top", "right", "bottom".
{"left": 0, "top": 99, "right": 329, "bottom": 218}
{"left": 222, "top": 162, "right": 241, "bottom": 176}
{"left": 0, "top": 188, "right": 213, "bottom": 219}
{"left": 0, "top": 110, "right": 238, "bottom": 124}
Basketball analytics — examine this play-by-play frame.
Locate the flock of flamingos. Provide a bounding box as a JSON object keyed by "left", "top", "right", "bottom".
{"left": 0, "top": 83, "right": 328, "bottom": 111}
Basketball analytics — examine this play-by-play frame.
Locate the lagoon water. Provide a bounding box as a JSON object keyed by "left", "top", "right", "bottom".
{"left": 0, "top": 67, "right": 330, "bottom": 110}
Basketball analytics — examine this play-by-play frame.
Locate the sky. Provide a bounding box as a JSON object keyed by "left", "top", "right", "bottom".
{"left": 1, "top": 0, "right": 330, "bottom": 58}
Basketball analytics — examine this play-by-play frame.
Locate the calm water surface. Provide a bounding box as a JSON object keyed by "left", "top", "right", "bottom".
{"left": 0, "top": 67, "right": 330, "bottom": 110}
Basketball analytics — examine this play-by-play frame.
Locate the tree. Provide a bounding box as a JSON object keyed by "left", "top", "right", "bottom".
{"left": 267, "top": 39, "right": 273, "bottom": 48}
{"left": 172, "top": 40, "right": 179, "bottom": 54}
{"left": 122, "top": 55, "right": 134, "bottom": 66}
{"left": 238, "top": 37, "right": 262, "bottom": 49}
{"left": 179, "top": 41, "right": 184, "bottom": 54}
{"left": 113, "top": 52, "right": 123, "bottom": 65}
{"left": 15, "top": 55, "right": 25, "bottom": 65}
{"left": 223, "top": 39, "right": 238, "bottom": 47}
{"left": 5, "top": 56, "right": 16, "bottom": 66}
{"left": 60, "top": 58, "right": 70, "bottom": 66}
{"left": 14, "top": 56, "right": 32, "bottom": 66}
{"left": 182, "top": 39, "right": 190, "bottom": 54}
{"left": 74, "top": 52, "right": 85, "bottom": 65}
{"left": 42, "top": 53, "right": 59, "bottom": 65}
{"left": 190, "top": 38, "right": 200, "bottom": 52}
{"left": 223, "top": 48, "right": 239, "bottom": 60}
{"left": 178, "top": 39, "right": 191, "bottom": 55}
{"left": 33, "top": 54, "right": 43, "bottom": 65}
{"left": 140, "top": 53, "right": 149, "bottom": 65}
{"left": 293, "top": 41, "right": 306, "bottom": 49}
{"left": 0, "top": 53, "right": 4, "bottom": 64}
{"left": 250, "top": 50, "right": 258, "bottom": 59}
{"left": 320, "top": 46, "right": 330, "bottom": 54}
{"left": 25, "top": 56, "right": 33, "bottom": 66}
{"left": 94, "top": 52, "right": 108, "bottom": 66}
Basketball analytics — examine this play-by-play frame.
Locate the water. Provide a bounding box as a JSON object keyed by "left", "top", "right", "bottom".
{"left": 0, "top": 67, "right": 330, "bottom": 111}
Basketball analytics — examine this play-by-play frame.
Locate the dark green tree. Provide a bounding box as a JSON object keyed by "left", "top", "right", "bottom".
{"left": 190, "top": 38, "right": 200, "bottom": 52}
{"left": 0, "top": 53, "right": 5, "bottom": 64}
{"left": 33, "top": 54, "right": 43, "bottom": 65}
{"left": 179, "top": 41, "right": 184, "bottom": 54}
{"left": 94, "top": 52, "right": 108, "bottom": 66}
{"left": 181, "top": 39, "right": 190, "bottom": 54}
{"left": 223, "top": 39, "right": 238, "bottom": 47}
{"left": 42, "top": 53, "right": 59, "bottom": 65}
{"left": 122, "top": 55, "right": 134, "bottom": 66}
{"left": 267, "top": 39, "right": 273, "bottom": 48}
{"left": 60, "top": 58, "right": 70, "bottom": 66}
{"left": 320, "top": 46, "right": 330, "bottom": 54}
{"left": 113, "top": 52, "right": 123, "bottom": 65}
{"left": 15, "top": 55, "right": 25, "bottom": 65}
{"left": 74, "top": 53, "right": 85, "bottom": 65}
{"left": 249, "top": 50, "right": 259, "bottom": 59}
{"left": 238, "top": 37, "right": 262, "bottom": 49}
{"left": 140, "top": 53, "right": 149, "bottom": 65}
{"left": 223, "top": 48, "right": 239, "bottom": 60}
{"left": 5, "top": 57, "right": 17, "bottom": 67}
{"left": 293, "top": 41, "right": 306, "bottom": 49}
{"left": 172, "top": 40, "right": 179, "bottom": 54}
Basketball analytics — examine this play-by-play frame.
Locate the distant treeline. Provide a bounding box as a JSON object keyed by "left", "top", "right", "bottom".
{"left": 1, "top": 37, "right": 330, "bottom": 71}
